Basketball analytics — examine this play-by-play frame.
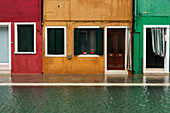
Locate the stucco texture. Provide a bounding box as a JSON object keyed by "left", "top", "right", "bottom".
{"left": 133, "top": 0, "right": 170, "bottom": 74}
{"left": 0, "top": 0, "right": 42, "bottom": 74}
{"left": 43, "top": 0, "right": 133, "bottom": 74}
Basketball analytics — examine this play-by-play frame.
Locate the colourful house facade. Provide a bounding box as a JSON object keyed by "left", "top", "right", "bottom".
{"left": 134, "top": 0, "right": 170, "bottom": 74}
{"left": 43, "top": 0, "right": 133, "bottom": 74}
{"left": 0, "top": 0, "right": 42, "bottom": 74}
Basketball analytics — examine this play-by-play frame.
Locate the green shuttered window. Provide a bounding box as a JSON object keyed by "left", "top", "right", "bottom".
{"left": 47, "top": 28, "right": 65, "bottom": 55}
{"left": 74, "top": 28, "right": 104, "bottom": 55}
{"left": 17, "top": 25, "right": 34, "bottom": 52}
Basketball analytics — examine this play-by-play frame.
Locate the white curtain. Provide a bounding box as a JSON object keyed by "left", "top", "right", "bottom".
{"left": 80, "top": 30, "right": 96, "bottom": 53}
{"left": 151, "top": 28, "right": 166, "bottom": 57}
{"left": 89, "top": 30, "right": 96, "bottom": 52}
{"left": 127, "top": 28, "right": 132, "bottom": 70}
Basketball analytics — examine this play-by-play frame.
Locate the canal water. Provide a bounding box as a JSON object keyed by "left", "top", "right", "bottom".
{"left": 0, "top": 86, "right": 170, "bottom": 113}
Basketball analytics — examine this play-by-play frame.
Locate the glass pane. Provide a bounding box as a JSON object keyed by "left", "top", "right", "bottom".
{"left": 47, "top": 28, "right": 56, "bottom": 54}
{"left": 88, "top": 30, "right": 96, "bottom": 53}
{"left": 55, "top": 28, "right": 64, "bottom": 54}
{"left": 118, "top": 34, "right": 123, "bottom": 54}
{"left": 18, "top": 25, "right": 34, "bottom": 52}
{"left": 108, "top": 35, "right": 114, "bottom": 54}
{"left": 25, "top": 25, "right": 34, "bottom": 52}
{"left": 48, "top": 28, "right": 64, "bottom": 55}
{"left": 80, "top": 30, "right": 87, "bottom": 53}
{"left": 80, "top": 29, "right": 96, "bottom": 54}
{"left": 0, "top": 27, "right": 9, "bottom": 63}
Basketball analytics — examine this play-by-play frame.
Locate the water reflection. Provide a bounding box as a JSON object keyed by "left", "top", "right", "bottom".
{"left": 106, "top": 74, "right": 130, "bottom": 83}
{"left": 0, "top": 86, "right": 170, "bottom": 112}
{"left": 11, "top": 74, "right": 43, "bottom": 83}
{"left": 0, "top": 74, "right": 169, "bottom": 84}
{"left": 143, "top": 75, "right": 169, "bottom": 83}
{"left": 0, "top": 74, "right": 11, "bottom": 83}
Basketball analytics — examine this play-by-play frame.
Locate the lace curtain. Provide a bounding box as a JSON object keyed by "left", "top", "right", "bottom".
{"left": 151, "top": 28, "right": 166, "bottom": 57}
{"left": 127, "top": 28, "right": 132, "bottom": 70}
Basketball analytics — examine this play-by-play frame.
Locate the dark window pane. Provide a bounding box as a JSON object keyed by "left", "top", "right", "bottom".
{"left": 18, "top": 25, "right": 34, "bottom": 52}
{"left": 80, "top": 31, "right": 87, "bottom": 53}
{"left": 80, "top": 29, "right": 96, "bottom": 54}
{"left": 55, "top": 28, "right": 64, "bottom": 54}
{"left": 89, "top": 30, "right": 96, "bottom": 53}
{"left": 18, "top": 26, "right": 26, "bottom": 52}
{"left": 47, "top": 28, "right": 56, "bottom": 54}
{"left": 47, "top": 28, "right": 64, "bottom": 55}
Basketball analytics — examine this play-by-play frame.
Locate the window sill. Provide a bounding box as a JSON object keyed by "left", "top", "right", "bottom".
{"left": 45, "top": 55, "right": 66, "bottom": 57}
{"left": 14, "top": 52, "right": 36, "bottom": 54}
{"left": 77, "top": 55, "right": 99, "bottom": 57}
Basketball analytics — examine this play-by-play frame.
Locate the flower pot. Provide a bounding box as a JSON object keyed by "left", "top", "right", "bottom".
{"left": 83, "top": 52, "right": 87, "bottom": 55}
{"left": 91, "top": 52, "right": 94, "bottom": 54}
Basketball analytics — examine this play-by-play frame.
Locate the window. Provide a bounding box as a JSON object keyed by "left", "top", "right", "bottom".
{"left": 80, "top": 29, "right": 96, "bottom": 54}
{"left": 74, "top": 28, "right": 104, "bottom": 56}
{"left": 45, "top": 26, "right": 66, "bottom": 57}
{"left": 15, "top": 22, "right": 36, "bottom": 54}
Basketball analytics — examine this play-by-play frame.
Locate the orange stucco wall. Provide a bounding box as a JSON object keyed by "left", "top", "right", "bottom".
{"left": 43, "top": 0, "right": 133, "bottom": 74}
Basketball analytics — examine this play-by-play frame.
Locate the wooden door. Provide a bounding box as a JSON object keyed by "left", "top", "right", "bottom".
{"left": 107, "top": 29, "right": 125, "bottom": 70}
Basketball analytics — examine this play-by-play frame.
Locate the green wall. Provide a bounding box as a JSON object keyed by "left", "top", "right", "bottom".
{"left": 134, "top": 0, "right": 170, "bottom": 74}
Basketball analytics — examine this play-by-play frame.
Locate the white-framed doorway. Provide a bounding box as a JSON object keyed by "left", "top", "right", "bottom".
{"left": 143, "top": 25, "right": 169, "bottom": 74}
{"left": 0, "top": 22, "right": 11, "bottom": 73}
{"left": 105, "top": 26, "right": 129, "bottom": 74}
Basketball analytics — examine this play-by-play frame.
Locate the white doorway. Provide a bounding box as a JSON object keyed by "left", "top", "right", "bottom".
{"left": 0, "top": 23, "right": 11, "bottom": 73}
{"left": 105, "top": 26, "right": 130, "bottom": 74}
{"left": 143, "top": 25, "right": 169, "bottom": 74}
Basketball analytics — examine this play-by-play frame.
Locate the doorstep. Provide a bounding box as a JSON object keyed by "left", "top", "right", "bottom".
{"left": 0, "top": 64, "right": 10, "bottom": 74}
{"left": 105, "top": 70, "right": 128, "bottom": 74}
{"left": 144, "top": 68, "right": 169, "bottom": 75}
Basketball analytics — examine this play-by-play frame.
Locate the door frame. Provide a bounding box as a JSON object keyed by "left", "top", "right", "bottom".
{"left": 143, "top": 25, "right": 169, "bottom": 73}
{"left": 0, "top": 22, "right": 11, "bottom": 70}
{"left": 105, "top": 26, "right": 129, "bottom": 74}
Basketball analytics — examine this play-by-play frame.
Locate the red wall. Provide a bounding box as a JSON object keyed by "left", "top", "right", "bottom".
{"left": 0, "top": 0, "right": 42, "bottom": 73}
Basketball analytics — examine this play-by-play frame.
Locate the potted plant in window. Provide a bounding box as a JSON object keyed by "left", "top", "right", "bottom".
{"left": 90, "top": 49, "right": 94, "bottom": 55}
{"left": 83, "top": 50, "right": 87, "bottom": 55}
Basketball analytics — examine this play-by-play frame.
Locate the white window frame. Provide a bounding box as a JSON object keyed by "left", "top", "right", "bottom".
{"left": 105, "top": 26, "right": 129, "bottom": 74}
{"left": 45, "top": 26, "right": 66, "bottom": 57}
{"left": 14, "top": 22, "right": 36, "bottom": 54}
{"left": 77, "top": 26, "right": 100, "bottom": 57}
{"left": 0, "top": 22, "right": 11, "bottom": 70}
{"left": 143, "top": 25, "right": 169, "bottom": 74}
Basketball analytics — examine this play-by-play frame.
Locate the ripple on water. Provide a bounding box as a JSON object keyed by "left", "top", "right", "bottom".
{"left": 0, "top": 86, "right": 170, "bottom": 113}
